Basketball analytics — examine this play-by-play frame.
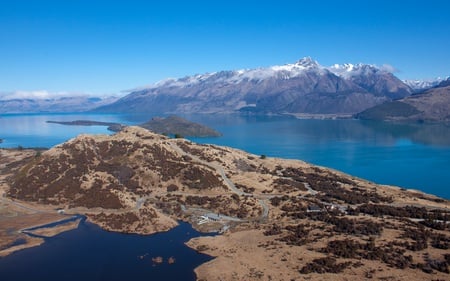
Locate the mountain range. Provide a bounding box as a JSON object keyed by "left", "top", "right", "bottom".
{"left": 403, "top": 78, "right": 447, "bottom": 93}
{"left": 0, "top": 96, "right": 117, "bottom": 113}
{"left": 95, "top": 57, "right": 415, "bottom": 115}
{"left": 1, "top": 58, "right": 447, "bottom": 117}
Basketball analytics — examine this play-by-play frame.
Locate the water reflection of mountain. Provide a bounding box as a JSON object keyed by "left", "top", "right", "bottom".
{"left": 361, "top": 121, "right": 450, "bottom": 147}
{"left": 181, "top": 114, "right": 450, "bottom": 148}
{"left": 284, "top": 118, "right": 450, "bottom": 147}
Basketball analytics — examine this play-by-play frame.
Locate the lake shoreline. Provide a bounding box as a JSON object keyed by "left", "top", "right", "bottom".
{"left": 1, "top": 131, "right": 449, "bottom": 281}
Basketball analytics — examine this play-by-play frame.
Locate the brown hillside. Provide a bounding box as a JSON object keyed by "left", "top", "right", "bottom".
{"left": 3, "top": 126, "right": 450, "bottom": 280}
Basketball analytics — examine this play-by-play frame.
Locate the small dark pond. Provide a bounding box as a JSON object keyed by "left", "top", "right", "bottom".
{"left": 0, "top": 219, "right": 214, "bottom": 281}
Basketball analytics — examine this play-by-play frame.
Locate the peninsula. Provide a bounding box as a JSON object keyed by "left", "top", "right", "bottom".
{"left": 46, "top": 120, "right": 125, "bottom": 132}
{"left": 1, "top": 127, "right": 449, "bottom": 280}
{"left": 139, "top": 115, "right": 222, "bottom": 137}
{"left": 47, "top": 115, "right": 221, "bottom": 137}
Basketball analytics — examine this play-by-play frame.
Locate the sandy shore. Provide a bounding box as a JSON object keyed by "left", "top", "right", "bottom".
{"left": 0, "top": 211, "right": 75, "bottom": 257}
{"left": 24, "top": 219, "right": 81, "bottom": 237}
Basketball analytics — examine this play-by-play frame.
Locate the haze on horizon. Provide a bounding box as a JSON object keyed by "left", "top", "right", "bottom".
{"left": 0, "top": 0, "right": 449, "bottom": 98}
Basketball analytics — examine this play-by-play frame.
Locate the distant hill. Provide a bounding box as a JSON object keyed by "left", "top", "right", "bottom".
{"left": 0, "top": 96, "right": 118, "bottom": 113}
{"left": 356, "top": 78, "right": 450, "bottom": 122}
{"left": 140, "top": 115, "right": 221, "bottom": 137}
{"left": 94, "top": 57, "right": 412, "bottom": 116}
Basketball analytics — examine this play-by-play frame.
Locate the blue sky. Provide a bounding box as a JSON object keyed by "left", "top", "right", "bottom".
{"left": 1, "top": 0, "right": 449, "bottom": 97}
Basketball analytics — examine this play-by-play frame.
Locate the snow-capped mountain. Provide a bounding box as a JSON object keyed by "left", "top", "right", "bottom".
{"left": 95, "top": 58, "right": 413, "bottom": 115}
{"left": 148, "top": 57, "right": 325, "bottom": 89}
{"left": 403, "top": 78, "right": 447, "bottom": 92}
{"left": 329, "top": 63, "right": 381, "bottom": 78}
{"left": 329, "top": 63, "right": 411, "bottom": 99}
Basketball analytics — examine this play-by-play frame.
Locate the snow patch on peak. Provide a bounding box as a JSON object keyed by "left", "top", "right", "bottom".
{"left": 329, "top": 63, "right": 386, "bottom": 78}
{"left": 331, "top": 63, "right": 355, "bottom": 71}
{"left": 403, "top": 78, "right": 445, "bottom": 91}
{"left": 141, "top": 58, "right": 405, "bottom": 91}
{"left": 145, "top": 58, "right": 328, "bottom": 89}
{"left": 271, "top": 57, "right": 321, "bottom": 73}
{"left": 295, "top": 57, "right": 320, "bottom": 68}
{"left": 150, "top": 72, "right": 220, "bottom": 88}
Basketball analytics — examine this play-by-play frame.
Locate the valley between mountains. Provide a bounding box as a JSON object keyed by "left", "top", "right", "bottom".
{"left": 1, "top": 126, "right": 450, "bottom": 280}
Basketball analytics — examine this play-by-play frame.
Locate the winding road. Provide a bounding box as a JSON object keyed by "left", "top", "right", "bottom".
{"left": 169, "top": 141, "right": 269, "bottom": 221}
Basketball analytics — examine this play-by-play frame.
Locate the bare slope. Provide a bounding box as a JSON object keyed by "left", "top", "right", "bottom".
{"left": 3, "top": 127, "right": 450, "bottom": 280}
{"left": 357, "top": 80, "right": 450, "bottom": 122}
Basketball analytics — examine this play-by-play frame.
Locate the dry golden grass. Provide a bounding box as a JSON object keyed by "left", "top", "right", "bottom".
{"left": 1, "top": 127, "right": 449, "bottom": 280}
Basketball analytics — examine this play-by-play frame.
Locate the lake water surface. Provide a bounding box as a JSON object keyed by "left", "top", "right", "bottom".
{"left": 1, "top": 113, "right": 450, "bottom": 199}
{"left": 0, "top": 220, "right": 213, "bottom": 281}
{"left": 1, "top": 112, "right": 450, "bottom": 280}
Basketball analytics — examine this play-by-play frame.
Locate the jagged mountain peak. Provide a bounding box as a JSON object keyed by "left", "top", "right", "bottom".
{"left": 403, "top": 77, "right": 449, "bottom": 92}
{"left": 147, "top": 58, "right": 401, "bottom": 91}
{"left": 95, "top": 57, "right": 413, "bottom": 115}
{"left": 329, "top": 63, "right": 385, "bottom": 78}
{"left": 150, "top": 58, "right": 401, "bottom": 91}
{"left": 295, "top": 56, "right": 320, "bottom": 68}
{"left": 437, "top": 77, "right": 450, "bottom": 87}
{"left": 149, "top": 58, "right": 326, "bottom": 90}
{"left": 268, "top": 57, "right": 323, "bottom": 74}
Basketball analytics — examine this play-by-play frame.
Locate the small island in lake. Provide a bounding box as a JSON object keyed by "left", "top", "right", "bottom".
{"left": 139, "top": 115, "right": 222, "bottom": 137}
{"left": 46, "top": 120, "right": 125, "bottom": 132}
{"left": 47, "top": 115, "right": 221, "bottom": 137}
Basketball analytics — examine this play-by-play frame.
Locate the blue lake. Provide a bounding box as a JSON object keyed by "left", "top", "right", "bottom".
{"left": 0, "top": 220, "right": 213, "bottom": 281}
{"left": 1, "top": 112, "right": 450, "bottom": 280}
{"left": 1, "top": 112, "right": 450, "bottom": 199}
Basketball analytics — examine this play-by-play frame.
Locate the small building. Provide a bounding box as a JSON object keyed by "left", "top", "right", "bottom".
{"left": 324, "top": 204, "right": 347, "bottom": 214}
{"left": 197, "top": 216, "right": 210, "bottom": 225}
{"left": 205, "top": 213, "right": 221, "bottom": 221}
{"left": 307, "top": 205, "right": 322, "bottom": 213}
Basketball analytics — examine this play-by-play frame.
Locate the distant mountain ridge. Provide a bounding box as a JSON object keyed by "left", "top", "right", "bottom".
{"left": 2, "top": 58, "right": 447, "bottom": 116}
{"left": 0, "top": 96, "right": 118, "bottom": 113}
{"left": 403, "top": 77, "right": 448, "bottom": 93}
{"left": 356, "top": 78, "right": 450, "bottom": 122}
{"left": 94, "top": 57, "right": 413, "bottom": 115}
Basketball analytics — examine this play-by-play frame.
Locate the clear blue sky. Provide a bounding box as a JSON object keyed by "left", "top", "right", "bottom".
{"left": 1, "top": 0, "right": 449, "bottom": 96}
